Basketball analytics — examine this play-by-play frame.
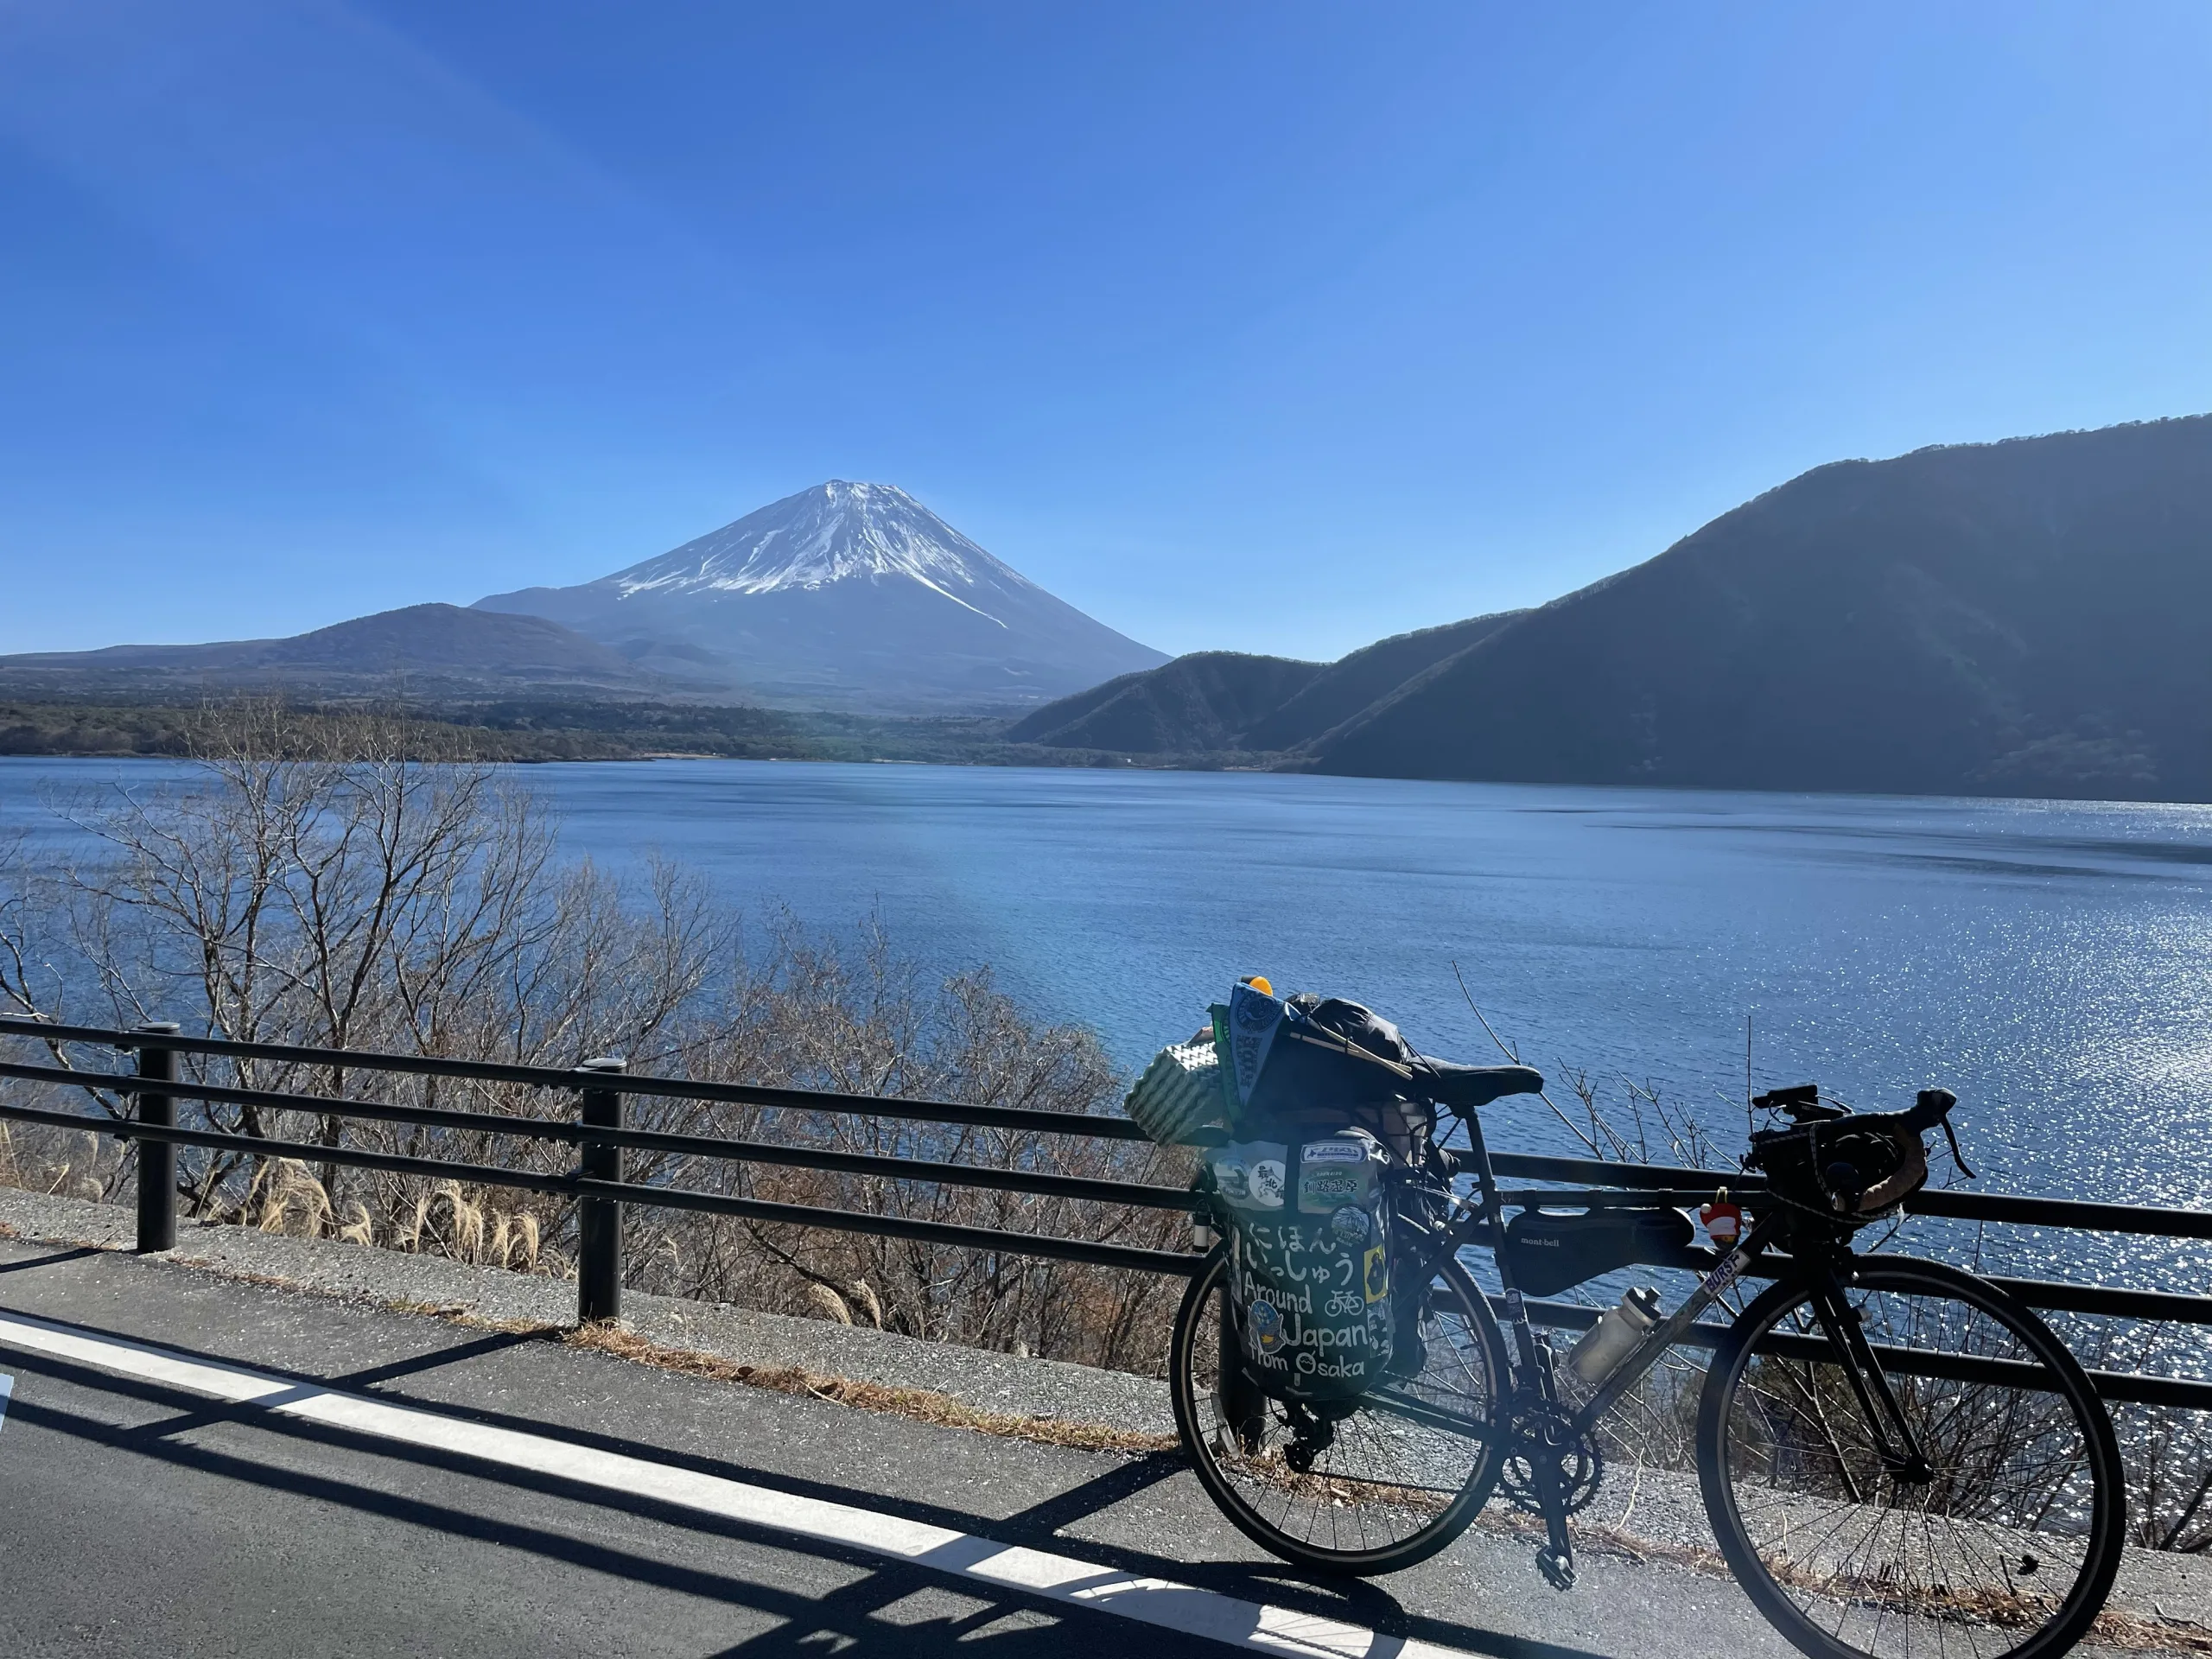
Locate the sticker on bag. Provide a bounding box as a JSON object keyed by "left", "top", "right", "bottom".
{"left": 1248, "top": 1158, "right": 1287, "bottom": 1207}
{"left": 1211, "top": 1141, "right": 1287, "bottom": 1210}
{"left": 1301, "top": 1138, "right": 1366, "bottom": 1164}
{"left": 1363, "top": 1244, "right": 1390, "bottom": 1303}
{"left": 1300, "top": 1168, "right": 1360, "bottom": 1207}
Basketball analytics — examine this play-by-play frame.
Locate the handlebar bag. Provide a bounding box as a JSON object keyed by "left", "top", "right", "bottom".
{"left": 1502, "top": 1206, "right": 1694, "bottom": 1298}
{"left": 1747, "top": 1116, "right": 1928, "bottom": 1219}
{"left": 1211, "top": 1129, "right": 1396, "bottom": 1402}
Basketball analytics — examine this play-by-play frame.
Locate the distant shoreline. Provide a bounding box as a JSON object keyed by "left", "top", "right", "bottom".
{"left": 7, "top": 731, "right": 2211, "bottom": 811}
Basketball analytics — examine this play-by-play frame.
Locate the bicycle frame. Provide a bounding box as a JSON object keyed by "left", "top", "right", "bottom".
{"left": 1446, "top": 1106, "right": 1935, "bottom": 1586}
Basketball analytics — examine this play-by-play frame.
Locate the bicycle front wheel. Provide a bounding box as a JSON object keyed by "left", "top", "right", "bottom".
{"left": 1697, "top": 1257, "right": 2123, "bottom": 1659}
{"left": 1169, "top": 1247, "right": 1509, "bottom": 1575}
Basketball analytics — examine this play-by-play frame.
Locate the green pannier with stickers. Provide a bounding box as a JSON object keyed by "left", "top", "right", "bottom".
{"left": 1208, "top": 1128, "right": 1397, "bottom": 1402}
{"left": 1127, "top": 977, "right": 1435, "bottom": 1403}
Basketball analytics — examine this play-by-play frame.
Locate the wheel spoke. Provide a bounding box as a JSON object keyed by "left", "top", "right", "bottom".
{"left": 1701, "top": 1261, "right": 2119, "bottom": 1659}
{"left": 1170, "top": 1255, "right": 1507, "bottom": 1572}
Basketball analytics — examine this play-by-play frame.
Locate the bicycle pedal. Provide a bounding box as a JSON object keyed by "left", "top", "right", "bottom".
{"left": 1535, "top": 1548, "right": 1577, "bottom": 1592}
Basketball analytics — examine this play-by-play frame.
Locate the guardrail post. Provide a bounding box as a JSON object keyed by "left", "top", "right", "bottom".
{"left": 130, "top": 1022, "right": 181, "bottom": 1253}
{"left": 576, "top": 1057, "right": 627, "bottom": 1324}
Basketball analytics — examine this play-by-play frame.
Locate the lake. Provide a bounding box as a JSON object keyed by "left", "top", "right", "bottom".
{"left": 4, "top": 756, "right": 2209, "bottom": 1287}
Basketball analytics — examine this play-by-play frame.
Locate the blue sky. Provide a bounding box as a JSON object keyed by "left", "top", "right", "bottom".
{"left": 3, "top": 3, "right": 2209, "bottom": 661}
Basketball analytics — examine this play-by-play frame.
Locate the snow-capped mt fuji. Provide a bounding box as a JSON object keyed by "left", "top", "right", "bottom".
{"left": 474, "top": 482, "right": 1166, "bottom": 709}
{"left": 611, "top": 482, "right": 1008, "bottom": 610}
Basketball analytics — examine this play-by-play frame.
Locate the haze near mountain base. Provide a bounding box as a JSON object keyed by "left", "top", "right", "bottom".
{"left": 474, "top": 481, "right": 1166, "bottom": 711}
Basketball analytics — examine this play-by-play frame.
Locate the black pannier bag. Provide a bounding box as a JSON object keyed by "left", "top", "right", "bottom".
{"left": 1220, "top": 982, "right": 1435, "bottom": 1159}
{"left": 1502, "top": 1206, "right": 1694, "bottom": 1298}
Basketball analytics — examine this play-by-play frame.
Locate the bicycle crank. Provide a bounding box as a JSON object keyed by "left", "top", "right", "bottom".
{"left": 1497, "top": 1402, "right": 1604, "bottom": 1516}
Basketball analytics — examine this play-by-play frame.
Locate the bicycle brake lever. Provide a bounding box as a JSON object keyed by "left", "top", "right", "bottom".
{"left": 1939, "top": 1116, "right": 1975, "bottom": 1180}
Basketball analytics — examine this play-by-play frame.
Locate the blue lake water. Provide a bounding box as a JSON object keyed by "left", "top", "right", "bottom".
{"left": 4, "top": 756, "right": 2209, "bottom": 1287}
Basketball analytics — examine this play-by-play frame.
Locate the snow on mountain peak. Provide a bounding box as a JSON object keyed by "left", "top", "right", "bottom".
{"left": 605, "top": 480, "right": 1031, "bottom": 626}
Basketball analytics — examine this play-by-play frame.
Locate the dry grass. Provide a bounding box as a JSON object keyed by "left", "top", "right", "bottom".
{"left": 564, "top": 1320, "right": 1176, "bottom": 1456}
{"left": 4, "top": 1208, "right": 1175, "bottom": 1458}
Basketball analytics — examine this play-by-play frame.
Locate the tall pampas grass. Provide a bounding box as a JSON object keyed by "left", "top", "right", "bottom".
{"left": 844, "top": 1280, "right": 884, "bottom": 1330}
{"left": 804, "top": 1283, "right": 853, "bottom": 1324}
{"left": 510, "top": 1212, "right": 542, "bottom": 1273}
{"left": 256, "top": 1159, "right": 334, "bottom": 1236}
{"left": 432, "top": 1180, "right": 486, "bottom": 1260}
{"left": 397, "top": 1189, "right": 431, "bottom": 1252}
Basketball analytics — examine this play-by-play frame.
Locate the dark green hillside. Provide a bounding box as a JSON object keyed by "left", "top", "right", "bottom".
{"left": 1307, "top": 417, "right": 2212, "bottom": 799}
{"left": 1005, "top": 618, "right": 1522, "bottom": 756}
{"left": 1238, "top": 611, "right": 1522, "bottom": 749}
{"left": 1002, "top": 651, "right": 1323, "bottom": 753}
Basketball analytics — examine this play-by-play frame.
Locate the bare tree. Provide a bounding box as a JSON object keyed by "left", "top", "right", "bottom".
{"left": 0, "top": 705, "right": 1185, "bottom": 1372}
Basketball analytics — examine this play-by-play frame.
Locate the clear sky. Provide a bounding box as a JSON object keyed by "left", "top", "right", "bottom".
{"left": 3, "top": 3, "right": 2209, "bottom": 661}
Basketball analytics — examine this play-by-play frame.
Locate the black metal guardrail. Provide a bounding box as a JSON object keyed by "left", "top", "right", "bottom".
{"left": 2, "top": 1014, "right": 2208, "bottom": 1409}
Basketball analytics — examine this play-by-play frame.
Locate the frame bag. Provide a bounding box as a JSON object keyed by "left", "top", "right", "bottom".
{"left": 1502, "top": 1206, "right": 1693, "bottom": 1298}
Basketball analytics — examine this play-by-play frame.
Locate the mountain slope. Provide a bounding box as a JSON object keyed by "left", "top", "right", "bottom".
{"left": 1003, "top": 652, "right": 1324, "bottom": 751}
{"left": 0, "top": 605, "right": 664, "bottom": 696}
{"left": 1308, "top": 417, "right": 2212, "bottom": 799}
{"left": 475, "top": 481, "right": 1166, "bottom": 711}
{"left": 1237, "top": 612, "right": 1525, "bottom": 750}
{"left": 1004, "top": 612, "right": 1523, "bottom": 755}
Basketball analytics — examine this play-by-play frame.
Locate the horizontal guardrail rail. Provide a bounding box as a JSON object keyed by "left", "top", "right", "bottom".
{"left": 0, "top": 1017, "right": 1158, "bottom": 1141}
{"left": 2, "top": 1014, "right": 2208, "bottom": 1410}
{"left": 0, "top": 1017, "right": 1194, "bottom": 1306}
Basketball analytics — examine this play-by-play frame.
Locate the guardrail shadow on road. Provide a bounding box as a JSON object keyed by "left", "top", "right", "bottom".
{"left": 0, "top": 1288, "right": 1600, "bottom": 1659}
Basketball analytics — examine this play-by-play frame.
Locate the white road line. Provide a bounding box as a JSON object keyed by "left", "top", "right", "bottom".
{"left": 0, "top": 1371, "right": 12, "bottom": 1434}
{"left": 0, "top": 1311, "right": 1458, "bottom": 1658}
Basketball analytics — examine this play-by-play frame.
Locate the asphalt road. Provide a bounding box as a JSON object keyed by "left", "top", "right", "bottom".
{"left": 0, "top": 1236, "right": 1794, "bottom": 1659}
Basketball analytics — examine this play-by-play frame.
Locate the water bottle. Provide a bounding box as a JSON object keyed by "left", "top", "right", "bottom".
{"left": 1567, "top": 1286, "right": 1663, "bottom": 1383}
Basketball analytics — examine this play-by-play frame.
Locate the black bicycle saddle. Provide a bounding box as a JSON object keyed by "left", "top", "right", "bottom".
{"left": 1412, "top": 1058, "right": 1544, "bottom": 1109}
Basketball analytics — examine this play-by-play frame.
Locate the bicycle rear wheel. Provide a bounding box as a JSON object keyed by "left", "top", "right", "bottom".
{"left": 1697, "top": 1257, "right": 2123, "bottom": 1659}
{"left": 1169, "top": 1247, "right": 1509, "bottom": 1575}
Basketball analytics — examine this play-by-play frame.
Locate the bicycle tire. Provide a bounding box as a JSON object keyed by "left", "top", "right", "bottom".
{"left": 1696, "top": 1255, "right": 2124, "bottom": 1659}
{"left": 1169, "top": 1246, "right": 1510, "bottom": 1576}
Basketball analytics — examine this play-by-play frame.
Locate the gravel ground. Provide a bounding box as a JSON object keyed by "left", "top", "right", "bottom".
{"left": 0, "top": 1185, "right": 1179, "bottom": 1440}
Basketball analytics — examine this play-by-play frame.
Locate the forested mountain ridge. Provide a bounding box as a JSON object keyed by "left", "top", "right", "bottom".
{"left": 1002, "top": 614, "right": 1524, "bottom": 756}
{"left": 0, "top": 605, "right": 671, "bottom": 697}
{"left": 1002, "top": 652, "right": 1323, "bottom": 751}
{"left": 1014, "top": 417, "right": 2212, "bottom": 800}
{"left": 1240, "top": 611, "right": 1524, "bottom": 751}
{"left": 1309, "top": 417, "right": 2212, "bottom": 798}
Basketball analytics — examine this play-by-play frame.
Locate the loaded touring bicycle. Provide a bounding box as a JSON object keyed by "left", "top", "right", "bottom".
{"left": 1126, "top": 980, "right": 2124, "bottom": 1659}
